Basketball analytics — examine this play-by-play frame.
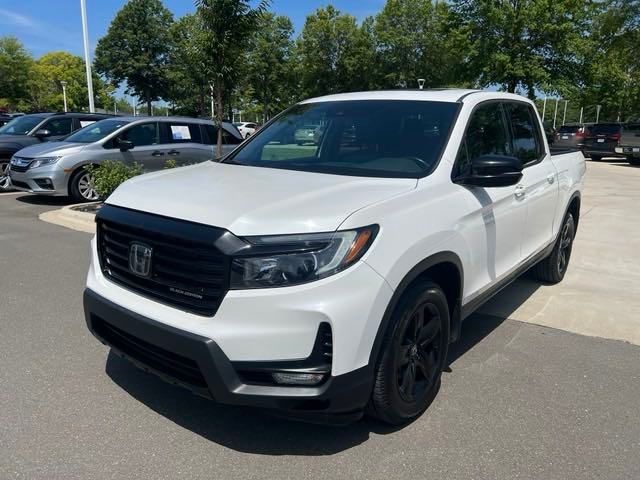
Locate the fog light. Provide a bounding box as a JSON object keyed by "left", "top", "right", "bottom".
{"left": 34, "top": 178, "right": 54, "bottom": 190}
{"left": 271, "top": 372, "right": 326, "bottom": 386}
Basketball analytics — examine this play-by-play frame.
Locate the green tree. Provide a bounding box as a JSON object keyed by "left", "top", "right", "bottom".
{"left": 452, "top": 0, "right": 595, "bottom": 96}
{"left": 195, "top": 0, "right": 270, "bottom": 156}
{"left": 374, "top": 0, "right": 471, "bottom": 89}
{"left": 27, "top": 51, "right": 110, "bottom": 112}
{"left": 94, "top": 0, "right": 174, "bottom": 115}
{"left": 0, "top": 37, "right": 34, "bottom": 110}
{"left": 244, "top": 13, "right": 296, "bottom": 121}
{"left": 296, "top": 6, "right": 376, "bottom": 98}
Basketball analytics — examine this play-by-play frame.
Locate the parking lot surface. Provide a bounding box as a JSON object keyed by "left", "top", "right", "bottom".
{"left": 1, "top": 161, "right": 639, "bottom": 480}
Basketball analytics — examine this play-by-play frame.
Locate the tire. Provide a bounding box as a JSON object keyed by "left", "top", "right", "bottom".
{"left": 628, "top": 156, "right": 640, "bottom": 166}
{"left": 69, "top": 167, "right": 99, "bottom": 203}
{"left": 590, "top": 155, "right": 602, "bottom": 162}
{"left": 0, "top": 160, "right": 11, "bottom": 191}
{"left": 533, "top": 213, "right": 576, "bottom": 284}
{"left": 369, "top": 281, "right": 450, "bottom": 425}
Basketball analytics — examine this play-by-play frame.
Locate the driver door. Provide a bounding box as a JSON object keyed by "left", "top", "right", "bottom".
{"left": 453, "top": 102, "right": 526, "bottom": 299}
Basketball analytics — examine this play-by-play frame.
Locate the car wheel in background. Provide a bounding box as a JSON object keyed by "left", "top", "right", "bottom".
{"left": 69, "top": 168, "right": 99, "bottom": 203}
{"left": 369, "top": 281, "right": 450, "bottom": 425}
{"left": 0, "top": 160, "right": 11, "bottom": 191}
{"left": 628, "top": 156, "right": 640, "bottom": 166}
{"left": 590, "top": 155, "right": 602, "bottom": 162}
{"left": 533, "top": 213, "right": 576, "bottom": 284}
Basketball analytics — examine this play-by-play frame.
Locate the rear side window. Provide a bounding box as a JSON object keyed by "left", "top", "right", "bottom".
{"left": 202, "top": 125, "right": 241, "bottom": 145}
{"left": 455, "top": 102, "right": 512, "bottom": 177}
{"left": 505, "top": 103, "right": 543, "bottom": 165}
{"left": 165, "top": 123, "right": 202, "bottom": 144}
{"left": 626, "top": 124, "right": 640, "bottom": 132}
{"left": 43, "top": 118, "right": 73, "bottom": 136}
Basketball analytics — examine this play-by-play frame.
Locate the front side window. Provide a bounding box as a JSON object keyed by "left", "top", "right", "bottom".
{"left": 225, "top": 100, "right": 460, "bottom": 178}
{"left": 506, "top": 103, "right": 542, "bottom": 165}
{"left": 120, "top": 123, "right": 159, "bottom": 147}
{"left": 43, "top": 118, "right": 73, "bottom": 136}
{"left": 455, "top": 102, "right": 512, "bottom": 177}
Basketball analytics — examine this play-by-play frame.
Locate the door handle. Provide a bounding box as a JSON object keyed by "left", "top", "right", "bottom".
{"left": 547, "top": 174, "right": 555, "bottom": 184}
{"left": 514, "top": 184, "right": 526, "bottom": 199}
{"left": 151, "top": 151, "right": 164, "bottom": 157}
{"left": 167, "top": 150, "right": 181, "bottom": 155}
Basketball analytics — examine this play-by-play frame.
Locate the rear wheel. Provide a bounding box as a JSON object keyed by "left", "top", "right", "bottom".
{"left": 533, "top": 213, "right": 576, "bottom": 284}
{"left": 69, "top": 168, "right": 99, "bottom": 202}
{"left": 0, "top": 160, "right": 10, "bottom": 191}
{"left": 369, "top": 281, "right": 450, "bottom": 425}
{"left": 590, "top": 155, "right": 602, "bottom": 162}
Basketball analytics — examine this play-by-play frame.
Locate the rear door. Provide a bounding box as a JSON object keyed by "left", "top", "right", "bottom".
{"left": 161, "top": 121, "right": 210, "bottom": 165}
{"left": 201, "top": 124, "right": 242, "bottom": 158}
{"left": 505, "top": 102, "right": 558, "bottom": 259}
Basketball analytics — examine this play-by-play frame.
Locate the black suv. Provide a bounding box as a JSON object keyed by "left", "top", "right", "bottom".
{"left": 580, "top": 123, "right": 625, "bottom": 161}
{"left": 0, "top": 112, "right": 111, "bottom": 190}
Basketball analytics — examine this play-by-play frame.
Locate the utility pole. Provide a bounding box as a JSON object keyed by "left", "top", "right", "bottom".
{"left": 553, "top": 98, "right": 560, "bottom": 129}
{"left": 579, "top": 107, "right": 583, "bottom": 124}
{"left": 80, "top": 0, "right": 95, "bottom": 112}
{"left": 60, "top": 81, "right": 68, "bottom": 112}
{"left": 596, "top": 104, "right": 602, "bottom": 124}
{"left": 562, "top": 100, "right": 568, "bottom": 125}
{"left": 542, "top": 96, "right": 547, "bottom": 121}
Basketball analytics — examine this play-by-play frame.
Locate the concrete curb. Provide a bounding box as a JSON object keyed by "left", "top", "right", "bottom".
{"left": 39, "top": 203, "right": 97, "bottom": 234}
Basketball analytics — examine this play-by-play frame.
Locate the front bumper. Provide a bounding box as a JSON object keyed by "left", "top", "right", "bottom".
{"left": 615, "top": 146, "right": 640, "bottom": 157}
{"left": 84, "top": 288, "right": 373, "bottom": 422}
{"left": 8, "top": 165, "right": 68, "bottom": 195}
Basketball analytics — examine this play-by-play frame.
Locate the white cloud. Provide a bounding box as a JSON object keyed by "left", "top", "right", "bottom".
{"left": 0, "top": 8, "right": 36, "bottom": 28}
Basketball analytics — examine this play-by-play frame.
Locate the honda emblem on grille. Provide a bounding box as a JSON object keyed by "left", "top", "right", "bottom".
{"left": 129, "top": 242, "right": 153, "bottom": 277}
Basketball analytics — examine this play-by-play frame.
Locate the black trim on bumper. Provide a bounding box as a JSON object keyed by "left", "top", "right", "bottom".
{"left": 83, "top": 289, "right": 372, "bottom": 422}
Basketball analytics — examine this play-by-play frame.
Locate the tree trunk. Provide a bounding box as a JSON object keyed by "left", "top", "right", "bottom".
{"left": 216, "top": 84, "right": 223, "bottom": 159}
{"left": 507, "top": 79, "right": 517, "bottom": 93}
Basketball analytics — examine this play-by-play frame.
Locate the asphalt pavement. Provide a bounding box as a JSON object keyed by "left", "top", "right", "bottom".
{"left": 1, "top": 162, "right": 639, "bottom": 480}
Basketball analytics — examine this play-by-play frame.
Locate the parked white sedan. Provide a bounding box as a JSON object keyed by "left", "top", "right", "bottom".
{"left": 233, "top": 122, "right": 259, "bottom": 139}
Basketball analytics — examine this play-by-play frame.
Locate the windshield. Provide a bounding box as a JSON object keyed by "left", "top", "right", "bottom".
{"left": 225, "top": 100, "right": 459, "bottom": 178}
{"left": 65, "top": 119, "right": 130, "bottom": 143}
{"left": 0, "top": 116, "right": 45, "bottom": 135}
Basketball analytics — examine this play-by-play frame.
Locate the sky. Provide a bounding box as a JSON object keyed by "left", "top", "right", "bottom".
{"left": 0, "top": 0, "right": 385, "bottom": 58}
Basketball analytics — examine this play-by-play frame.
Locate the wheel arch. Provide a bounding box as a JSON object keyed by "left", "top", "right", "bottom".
{"left": 368, "top": 251, "right": 464, "bottom": 368}
{"left": 567, "top": 191, "right": 581, "bottom": 232}
{"left": 67, "top": 162, "right": 100, "bottom": 196}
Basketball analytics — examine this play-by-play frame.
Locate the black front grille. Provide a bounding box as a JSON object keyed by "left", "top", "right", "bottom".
{"left": 10, "top": 163, "right": 29, "bottom": 173}
{"left": 92, "top": 316, "right": 207, "bottom": 388}
{"left": 96, "top": 206, "right": 230, "bottom": 316}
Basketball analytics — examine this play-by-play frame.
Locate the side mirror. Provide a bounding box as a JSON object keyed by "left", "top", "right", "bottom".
{"left": 34, "top": 129, "right": 52, "bottom": 139}
{"left": 456, "top": 155, "right": 523, "bottom": 188}
{"left": 117, "top": 138, "right": 134, "bottom": 152}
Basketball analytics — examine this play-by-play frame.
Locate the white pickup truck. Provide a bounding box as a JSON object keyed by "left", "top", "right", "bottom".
{"left": 84, "top": 90, "right": 585, "bottom": 425}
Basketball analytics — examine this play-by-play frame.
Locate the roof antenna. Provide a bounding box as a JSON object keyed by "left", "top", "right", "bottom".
{"left": 418, "top": 79, "right": 426, "bottom": 90}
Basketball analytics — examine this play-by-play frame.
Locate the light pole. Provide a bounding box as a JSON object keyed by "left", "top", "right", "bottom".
{"left": 60, "top": 81, "right": 68, "bottom": 112}
{"left": 541, "top": 96, "right": 547, "bottom": 121}
{"left": 553, "top": 98, "right": 560, "bottom": 129}
{"left": 210, "top": 83, "right": 215, "bottom": 120}
{"left": 562, "top": 100, "right": 568, "bottom": 125}
{"left": 596, "top": 104, "right": 602, "bottom": 124}
{"left": 80, "top": 0, "right": 95, "bottom": 112}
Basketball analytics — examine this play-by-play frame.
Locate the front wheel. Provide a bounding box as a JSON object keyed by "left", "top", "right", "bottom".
{"left": 0, "top": 160, "right": 11, "bottom": 191}
{"left": 69, "top": 168, "right": 99, "bottom": 202}
{"left": 533, "top": 213, "right": 576, "bottom": 284}
{"left": 369, "top": 281, "right": 450, "bottom": 425}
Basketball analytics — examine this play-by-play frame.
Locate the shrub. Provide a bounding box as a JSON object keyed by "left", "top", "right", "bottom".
{"left": 85, "top": 161, "right": 142, "bottom": 200}
{"left": 164, "top": 158, "right": 178, "bottom": 169}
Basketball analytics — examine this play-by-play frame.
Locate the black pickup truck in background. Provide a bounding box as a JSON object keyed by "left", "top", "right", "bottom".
{"left": 615, "top": 123, "right": 640, "bottom": 166}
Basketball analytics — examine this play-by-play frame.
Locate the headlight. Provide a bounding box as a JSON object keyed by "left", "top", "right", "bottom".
{"left": 29, "top": 156, "right": 61, "bottom": 169}
{"left": 230, "top": 225, "right": 378, "bottom": 289}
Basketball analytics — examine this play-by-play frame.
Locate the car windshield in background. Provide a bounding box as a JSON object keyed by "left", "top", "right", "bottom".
{"left": 65, "top": 119, "right": 130, "bottom": 143}
{"left": 0, "top": 116, "right": 45, "bottom": 135}
{"left": 591, "top": 124, "right": 621, "bottom": 135}
{"left": 226, "top": 100, "right": 460, "bottom": 178}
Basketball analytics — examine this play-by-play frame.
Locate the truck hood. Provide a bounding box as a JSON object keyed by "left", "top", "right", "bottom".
{"left": 107, "top": 162, "right": 416, "bottom": 236}
{"left": 11, "top": 141, "right": 85, "bottom": 158}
